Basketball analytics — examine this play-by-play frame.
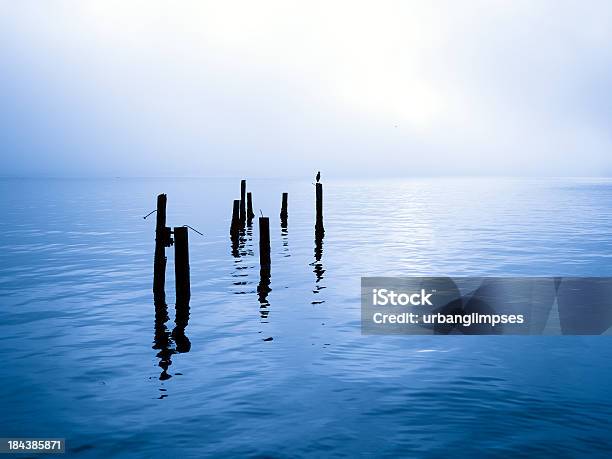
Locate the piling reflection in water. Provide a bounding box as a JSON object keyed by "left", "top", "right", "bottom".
{"left": 152, "top": 292, "right": 191, "bottom": 384}
{"left": 231, "top": 233, "right": 240, "bottom": 258}
{"left": 173, "top": 299, "right": 191, "bottom": 353}
{"left": 153, "top": 296, "right": 173, "bottom": 382}
{"left": 281, "top": 225, "right": 289, "bottom": 257}
{"left": 244, "top": 224, "right": 254, "bottom": 256}
{"left": 311, "top": 230, "right": 326, "bottom": 304}
{"left": 231, "top": 227, "right": 255, "bottom": 294}
{"left": 230, "top": 212, "right": 247, "bottom": 258}
{"left": 258, "top": 267, "right": 272, "bottom": 321}
{"left": 238, "top": 229, "right": 248, "bottom": 257}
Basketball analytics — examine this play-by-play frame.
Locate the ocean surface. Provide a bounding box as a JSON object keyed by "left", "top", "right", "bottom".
{"left": 1, "top": 177, "right": 611, "bottom": 458}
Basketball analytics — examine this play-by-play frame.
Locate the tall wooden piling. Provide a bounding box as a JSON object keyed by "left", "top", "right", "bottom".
{"left": 247, "top": 192, "right": 255, "bottom": 221}
{"left": 155, "top": 194, "right": 167, "bottom": 237}
{"left": 174, "top": 226, "right": 191, "bottom": 303}
{"left": 259, "top": 217, "right": 271, "bottom": 269}
{"left": 154, "top": 193, "right": 170, "bottom": 298}
{"left": 315, "top": 183, "right": 324, "bottom": 235}
{"left": 230, "top": 199, "right": 240, "bottom": 236}
{"left": 280, "top": 192, "right": 288, "bottom": 220}
{"left": 240, "top": 180, "right": 247, "bottom": 225}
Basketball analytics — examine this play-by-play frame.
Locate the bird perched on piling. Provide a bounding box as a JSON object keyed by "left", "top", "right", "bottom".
{"left": 316, "top": 171, "right": 321, "bottom": 183}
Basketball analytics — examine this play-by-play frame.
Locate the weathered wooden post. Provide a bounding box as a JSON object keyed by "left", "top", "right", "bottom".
{"left": 240, "top": 179, "right": 247, "bottom": 225}
{"left": 247, "top": 192, "right": 255, "bottom": 221}
{"left": 155, "top": 194, "right": 167, "bottom": 235}
{"left": 259, "top": 216, "right": 271, "bottom": 269}
{"left": 230, "top": 199, "right": 240, "bottom": 236}
{"left": 174, "top": 226, "right": 191, "bottom": 303}
{"left": 315, "top": 183, "right": 324, "bottom": 235}
{"left": 280, "top": 192, "right": 288, "bottom": 223}
{"left": 154, "top": 193, "right": 172, "bottom": 299}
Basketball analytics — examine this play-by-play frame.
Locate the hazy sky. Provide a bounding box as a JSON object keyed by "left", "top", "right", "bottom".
{"left": 1, "top": 1, "right": 611, "bottom": 177}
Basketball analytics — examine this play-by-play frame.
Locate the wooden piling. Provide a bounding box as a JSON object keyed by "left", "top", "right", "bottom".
{"left": 247, "top": 192, "right": 255, "bottom": 220}
{"left": 240, "top": 179, "right": 247, "bottom": 225}
{"left": 259, "top": 216, "right": 271, "bottom": 268}
{"left": 280, "top": 192, "right": 288, "bottom": 220}
{"left": 154, "top": 193, "right": 170, "bottom": 298}
{"left": 155, "top": 194, "right": 167, "bottom": 236}
{"left": 174, "top": 226, "right": 191, "bottom": 302}
{"left": 230, "top": 199, "right": 240, "bottom": 236}
{"left": 315, "top": 183, "right": 324, "bottom": 235}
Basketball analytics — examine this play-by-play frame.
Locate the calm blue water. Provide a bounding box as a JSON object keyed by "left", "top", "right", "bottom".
{"left": 1, "top": 177, "right": 611, "bottom": 458}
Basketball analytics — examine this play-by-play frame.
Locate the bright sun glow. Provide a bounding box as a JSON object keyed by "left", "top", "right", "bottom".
{"left": 1, "top": 0, "right": 612, "bottom": 177}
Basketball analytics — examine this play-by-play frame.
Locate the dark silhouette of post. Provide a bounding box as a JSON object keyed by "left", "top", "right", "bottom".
{"left": 247, "top": 192, "right": 255, "bottom": 221}
{"left": 174, "top": 226, "right": 190, "bottom": 303}
{"left": 280, "top": 192, "right": 288, "bottom": 225}
{"left": 154, "top": 193, "right": 172, "bottom": 299}
{"left": 230, "top": 199, "right": 240, "bottom": 236}
{"left": 240, "top": 180, "right": 247, "bottom": 225}
{"left": 258, "top": 217, "right": 272, "bottom": 322}
{"left": 259, "top": 216, "right": 271, "bottom": 269}
{"left": 315, "top": 183, "right": 324, "bottom": 235}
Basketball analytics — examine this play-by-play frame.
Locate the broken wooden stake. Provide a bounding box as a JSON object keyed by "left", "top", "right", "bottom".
{"left": 315, "top": 183, "right": 324, "bottom": 235}
{"left": 230, "top": 199, "right": 240, "bottom": 236}
{"left": 247, "top": 192, "right": 255, "bottom": 221}
{"left": 280, "top": 192, "right": 288, "bottom": 223}
{"left": 240, "top": 179, "right": 247, "bottom": 225}
{"left": 259, "top": 216, "right": 271, "bottom": 269}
